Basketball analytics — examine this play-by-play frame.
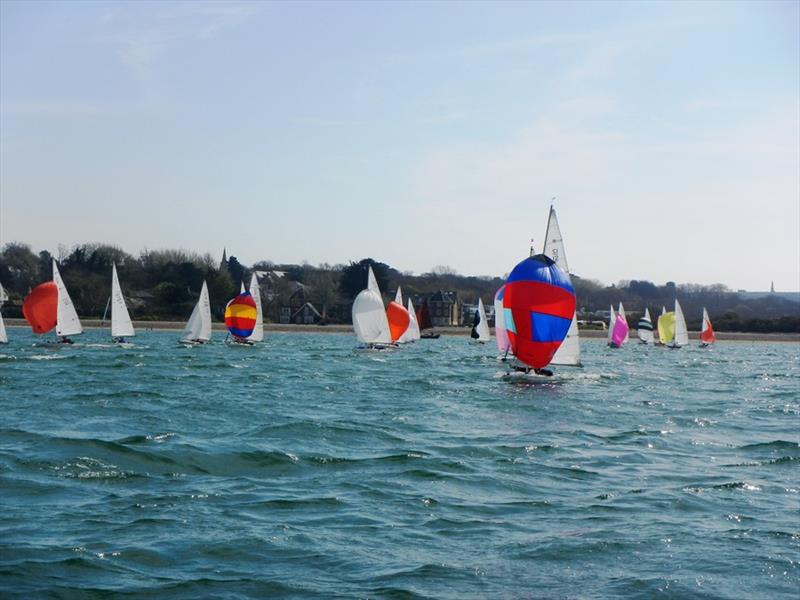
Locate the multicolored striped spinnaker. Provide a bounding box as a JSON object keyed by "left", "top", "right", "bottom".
{"left": 502, "top": 253, "right": 576, "bottom": 369}
{"left": 224, "top": 292, "right": 257, "bottom": 338}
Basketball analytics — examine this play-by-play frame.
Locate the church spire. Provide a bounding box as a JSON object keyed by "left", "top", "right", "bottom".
{"left": 220, "top": 247, "right": 228, "bottom": 271}
{"left": 770, "top": 280, "right": 775, "bottom": 293}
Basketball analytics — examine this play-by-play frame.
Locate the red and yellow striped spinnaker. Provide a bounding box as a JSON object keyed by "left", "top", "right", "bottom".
{"left": 224, "top": 292, "right": 257, "bottom": 338}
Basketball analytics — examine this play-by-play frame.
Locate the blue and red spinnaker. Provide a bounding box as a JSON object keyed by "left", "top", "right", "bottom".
{"left": 502, "top": 253, "right": 576, "bottom": 369}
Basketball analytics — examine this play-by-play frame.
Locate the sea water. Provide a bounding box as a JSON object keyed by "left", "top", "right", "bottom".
{"left": 0, "top": 330, "right": 797, "bottom": 598}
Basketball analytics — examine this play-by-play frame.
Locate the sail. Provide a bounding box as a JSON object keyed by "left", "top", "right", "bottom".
{"left": 386, "top": 300, "right": 410, "bottom": 342}
{"left": 0, "top": 282, "right": 7, "bottom": 304}
{"left": 700, "top": 307, "right": 716, "bottom": 344}
{"left": 544, "top": 206, "right": 580, "bottom": 366}
{"left": 198, "top": 281, "right": 212, "bottom": 340}
{"left": 395, "top": 286, "right": 403, "bottom": 305}
{"left": 610, "top": 307, "right": 629, "bottom": 347}
{"left": 637, "top": 307, "right": 654, "bottom": 344}
{"left": 406, "top": 298, "right": 421, "bottom": 341}
{"left": 367, "top": 266, "right": 381, "bottom": 297}
{"left": 225, "top": 292, "right": 258, "bottom": 338}
{"left": 247, "top": 273, "right": 264, "bottom": 342}
{"left": 658, "top": 312, "right": 676, "bottom": 345}
{"left": 502, "top": 254, "right": 576, "bottom": 369}
{"left": 0, "top": 309, "right": 7, "bottom": 343}
{"left": 23, "top": 282, "right": 58, "bottom": 334}
{"left": 607, "top": 305, "right": 616, "bottom": 345}
{"left": 673, "top": 300, "right": 689, "bottom": 347}
{"left": 352, "top": 288, "right": 391, "bottom": 344}
{"left": 181, "top": 297, "right": 203, "bottom": 341}
{"left": 110, "top": 263, "right": 135, "bottom": 339}
{"left": 240, "top": 281, "right": 246, "bottom": 293}
{"left": 416, "top": 299, "right": 433, "bottom": 331}
{"left": 470, "top": 298, "right": 490, "bottom": 342}
{"left": 494, "top": 285, "right": 511, "bottom": 353}
{"left": 617, "top": 302, "right": 629, "bottom": 345}
{"left": 52, "top": 260, "right": 82, "bottom": 337}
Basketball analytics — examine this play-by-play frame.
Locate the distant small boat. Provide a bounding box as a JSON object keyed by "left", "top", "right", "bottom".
{"left": 607, "top": 304, "right": 616, "bottom": 346}
{"left": 659, "top": 300, "right": 689, "bottom": 348}
{"left": 387, "top": 286, "right": 410, "bottom": 344}
{"left": 416, "top": 299, "right": 439, "bottom": 339}
{"left": 110, "top": 263, "right": 135, "bottom": 343}
{"left": 22, "top": 260, "right": 83, "bottom": 344}
{"left": 637, "top": 308, "right": 654, "bottom": 344}
{"left": 656, "top": 306, "right": 668, "bottom": 345}
{"left": 700, "top": 307, "right": 716, "bottom": 347}
{"left": 608, "top": 302, "right": 629, "bottom": 348}
{"left": 404, "top": 298, "right": 421, "bottom": 342}
{"left": 224, "top": 290, "right": 258, "bottom": 346}
{"left": 470, "top": 297, "right": 491, "bottom": 343}
{"left": 180, "top": 280, "right": 212, "bottom": 345}
{"left": 352, "top": 266, "right": 394, "bottom": 349}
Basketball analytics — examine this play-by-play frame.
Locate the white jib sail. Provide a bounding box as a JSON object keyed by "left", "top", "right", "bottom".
{"left": 638, "top": 308, "right": 654, "bottom": 344}
{"left": 544, "top": 205, "right": 580, "bottom": 366}
{"left": 476, "top": 297, "right": 491, "bottom": 342}
{"left": 607, "top": 304, "right": 616, "bottom": 344}
{"left": 674, "top": 299, "right": 689, "bottom": 347}
{"left": 247, "top": 272, "right": 264, "bottom": 342}
{"left": 352, "top": 288, "right": 391, "bottom": 344}
{"left": 0, "top": 282, "right": 8, "bottom": 304}
{"left": 367, "top": 266, "right": 381, "bottom": 297}
{"left": 0, "top": 309, "right": 7, "bottom": 343}
{"left": 406, "top": 298, "right": 421, "bottom": 341}
{"left": 111, "top": 263, "right": 135, "bottom": 338}
{"left": 181, "top": 280, "right": 212, "bottom": 342}
{"left": 53, "top": 260, "right": 82, "bottom": 337}
{"left": 395, "top": 286, "right": 403, "bottom": 305}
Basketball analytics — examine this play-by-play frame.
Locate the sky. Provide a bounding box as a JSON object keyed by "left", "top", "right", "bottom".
{"left": 1, "top": 0, "right": 798, "bottom": 291}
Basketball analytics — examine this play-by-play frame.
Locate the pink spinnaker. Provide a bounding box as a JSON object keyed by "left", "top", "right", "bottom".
{"left": 610, "top": 314, "right": 629, "bottom": 348}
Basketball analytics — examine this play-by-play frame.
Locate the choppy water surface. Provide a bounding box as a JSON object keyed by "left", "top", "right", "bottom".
{"left": 0, "top": 330, "right": 798, "bottom": 598}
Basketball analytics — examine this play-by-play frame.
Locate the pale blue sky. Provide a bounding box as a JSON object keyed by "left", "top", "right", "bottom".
{"left": 1, "top": 0, "right": 798, "bottom": 290}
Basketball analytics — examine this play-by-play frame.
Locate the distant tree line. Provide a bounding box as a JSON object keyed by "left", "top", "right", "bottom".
{"left": 0, "top": 242, "right": 797, "bottom": 332}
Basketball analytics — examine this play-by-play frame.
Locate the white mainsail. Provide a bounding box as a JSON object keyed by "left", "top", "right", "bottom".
{"left": 474, "top": 297, "right": 491, "bottom": 342}
{"left": 637, "top": 307, "right": 654, "bottom": 344}
{"left": 0, "top": 282, "right": 7, "bottom": 305}
{"left": 181, "top": 280, "right": 212, "bottom": 343}
{"left": 352, "top": 266, "right": 391, "bottom": 344}
{"left": 406, "top": 298, "right": 421, "bottom": 341}
{"left": 0, "top": 309, "right": 7, "bottom": 344}
{"left": 52, "top": 260, "right": 82, "bottom": 337}
{"left": 544, "top": 205, "right": 580, "bottom": 366}
{"left": 607, "top": 304, "right": 616, "bottom": 345}
{"left": 247, "top": 273, "right": 264, "bottom": 342}
{"left": 673, "top": 299, "right": 689, "bottom": 347}
{"left": 617, "top": 302, "right": 629, "bottom": 345}
{"left": 111, "top": 263, "right": 135, "bottom": 339}
{"left": 396, "top": 287, "right": 414, "bottom": 344}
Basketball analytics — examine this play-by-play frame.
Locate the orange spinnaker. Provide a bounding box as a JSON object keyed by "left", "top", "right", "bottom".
{"left": 23, "top": 281, "right": 58, "bottom": 334}
{"left": 386, "top": 301, "right": 410, "bottom": 342}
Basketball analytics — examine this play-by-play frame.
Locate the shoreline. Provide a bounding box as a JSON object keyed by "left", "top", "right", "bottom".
{"left": 3, "top": 318, "right": 799, "bottom": 342}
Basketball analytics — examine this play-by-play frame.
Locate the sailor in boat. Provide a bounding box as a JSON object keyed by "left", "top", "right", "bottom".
{"left": 58, "top": 336, "right": 74, "bottom": 344}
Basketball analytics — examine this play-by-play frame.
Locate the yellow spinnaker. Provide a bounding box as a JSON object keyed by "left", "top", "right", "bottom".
{"left": 658, "top": 312, "right": 676, "bottom": 344}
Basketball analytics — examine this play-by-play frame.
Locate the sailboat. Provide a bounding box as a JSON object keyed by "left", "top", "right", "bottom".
{"left": 352, "top": 266, "right": 394, "bottom": 349}
{"left": 494, "top": 285, "right": 511, "bottom": 356}
{"left": 416, "top": 299, "right": 440, "bottom": 339}
{"left": 179, "top": 280, "right": 212, "bottom": 345}
{"left": 700, "top": 307, "right": 716, "bottom": 347}
{"left": 637, "top": 308, "right": 654, "bottom": 344}
{"left": 543, "top": 205, "right": 581, "bottom": 366}
{"left": 669, "top": 299, "right": 689, "bottom": 348}
{"left": 22, "top": 260, "right": 83, "bottom": 343}
{"left": 0, "top": 283, "right": 7, "bottom": 344}
{"left": 246, "top": 273, "right": 264, "bottom": 343}
{"left": 405, "top": 298, "right": 421, "bottom": 342}
{"left": 470, "top": 297, "right": 491, "bottom": 343}
{"left": 607, "top": 304, "right": 616, "bottom": 346}
{"left": 387, "top": 286, "right": 410, "bottom": 344}
{"left": 657, "top": 306, "right": 675, "bottom": 347}
{"left": 501, "top": 253, "right": 576, "bottom": 378}
{"left": 609, "top": 302, "right": 629, "bottom": 348}
{"left": 110, "top": 263, "right": 135, "bottom": 343}
{"left": 224, "top": 290, "right": 258, "bottom": 346}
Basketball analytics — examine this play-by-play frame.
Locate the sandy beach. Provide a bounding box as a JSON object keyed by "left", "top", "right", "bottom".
{"left": 4, "top": 318, "right": 798, "bottom": 342}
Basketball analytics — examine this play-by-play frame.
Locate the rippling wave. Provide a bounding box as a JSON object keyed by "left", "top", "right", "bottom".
{"left": 1, "top": 330, "right": 798, "bottom": 598}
